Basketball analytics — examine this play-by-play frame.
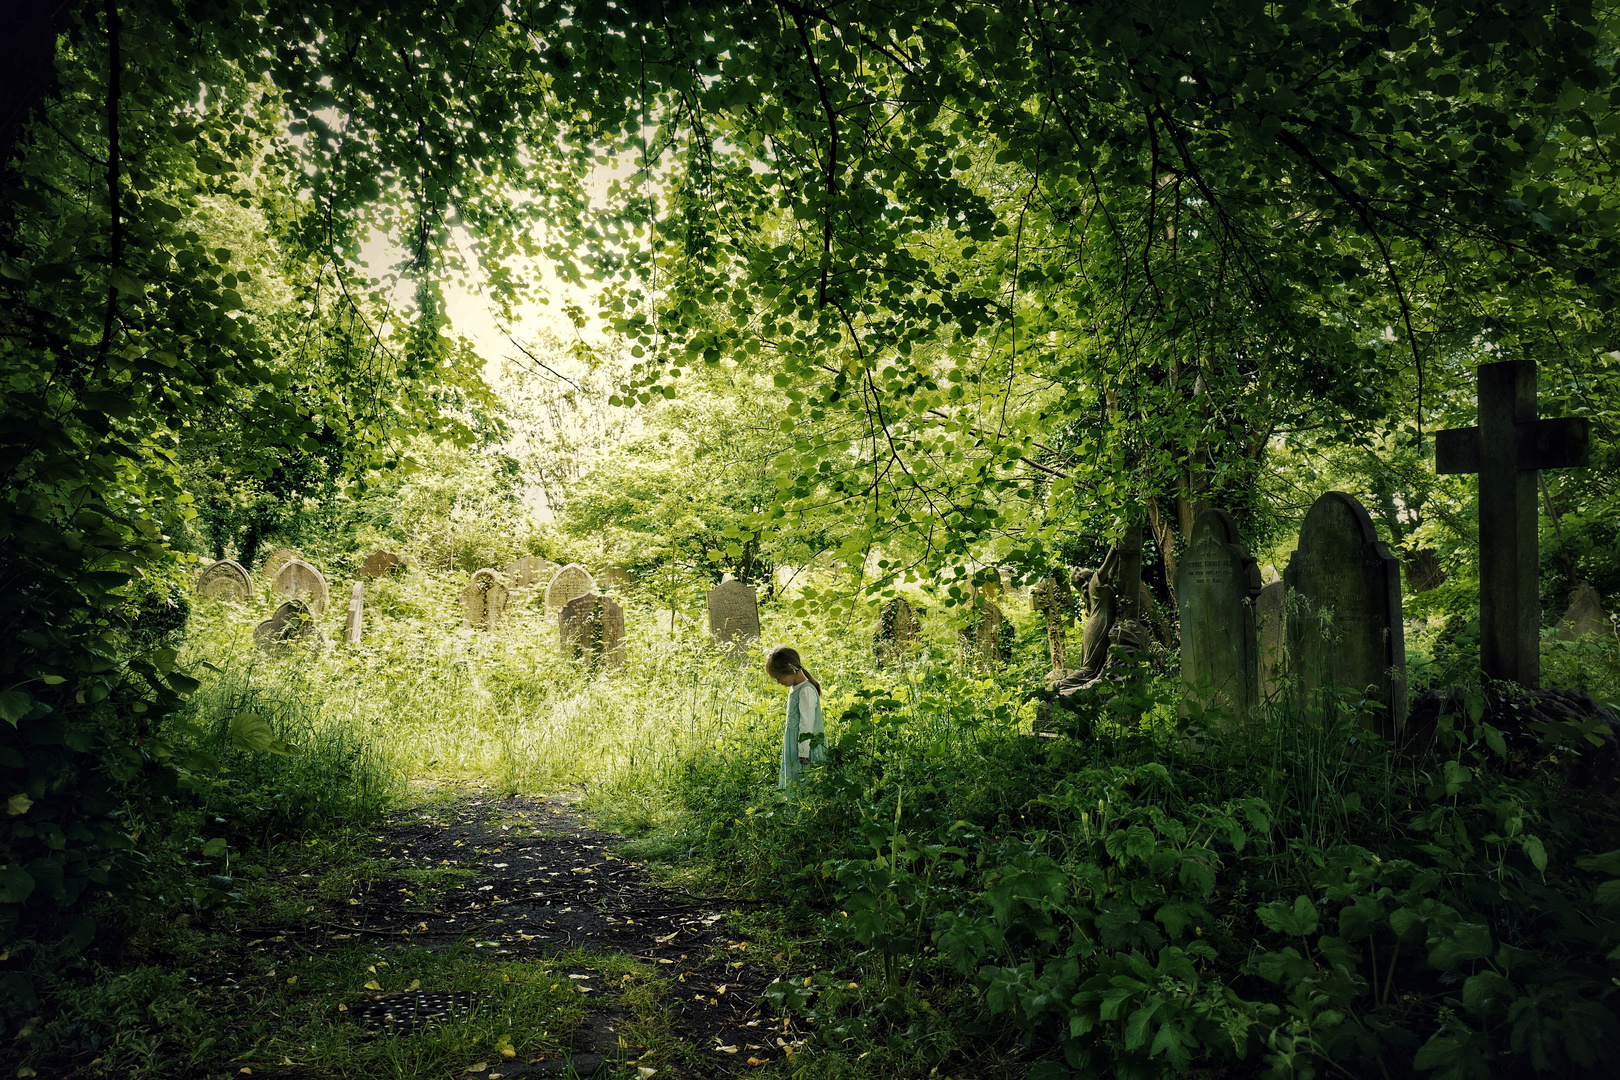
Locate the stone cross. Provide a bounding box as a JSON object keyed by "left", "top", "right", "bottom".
{"left": 545, "top": 565, "right": 597, "bottom": 615}
{"left": 707, "top": 580, "right": 760, "bottom": 648}
{"left": 1283, "top": 492, "right": 1406, "bottom": 737}
{"left": 559, "top": 593, "right": 627, "bottom": 668}
{"left": 194, "top": 560, "right": 253, "bottom": 603}
{"left": 1174, "top": 509, "right": 1262, "bottom": 723}
{"left": 1436, "top": 359, "right": 1590, "bottom": 687}
{"left": 272, "top": 559, "right": 330, "bottom": 617}
{"left": 344, "top": 582, "right": 364, "bottom": 645}
{"left": 462, "top": 569, "right": 509, "bottom": 630}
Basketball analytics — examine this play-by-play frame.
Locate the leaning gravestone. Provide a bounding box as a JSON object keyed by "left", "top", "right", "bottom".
{"left": 707, "top": 580, "right": 760, "bottom": 648}
{"left": 507, "top": 556, "right": 560, "bottom": 591}
{"left": 1257, "top": 580, "right": 1286, "bottom": 699}
{"left": 545, "top": 565, "right": 598, "bottom": 615}
{"left": 272, "top": 558, "right": 330, "bottom": 617}
{"left": 255, "top": 599, "right": 323, "bottom": 653}
{"left": 1283, "top": 491, "right": 1407, "bottom": 737}
{"left": 194, "top": 560, "right": 252, "bottom": 603}
{"left": 957, "top": 596, "right": 1005, "bottom": 669}
{"left": 1554, "top": 582, "right": 1611, "bottom": 641}
{"left": 261, "top": 547, "right": 301, "bottom": 580}
{"left": 873, "top": 597, "right": 921, "bottom": 662}
{"left": 461, "top": 569, "right": 509, "bottom": 630}
{"left": 360, "top": 551, "right": 406, "bottom": 579}
{"left": 344, "top": 582, "right": 364, "bottom": 646}
{"left": 559, "top": 593, "right": 627, "bottom": 668}
{"left": 1175, "top": 508, "right": 1263, "bottom": 723}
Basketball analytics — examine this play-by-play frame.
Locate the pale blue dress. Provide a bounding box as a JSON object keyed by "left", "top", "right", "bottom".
{"left": 778, "top": 681, "right": 826, "bottom": 788}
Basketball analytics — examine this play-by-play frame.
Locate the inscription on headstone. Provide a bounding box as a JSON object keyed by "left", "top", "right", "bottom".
{"left": 261, "top": 547, "right": 301, "bottom": 580}
{"left": 344, "top": 582, "right": 364, "bottom": 646}
{"left": 272, "top": 559, "right": 330, "bottom": 617}
{"left": 194, "top": 560, "right": 252, "bottom": 603}
{"left": 545, "top": 565, "right": 598, "bottom": 615}
{"left": 360, "top": 551, "right": 406, "bottom": 579}
{"left": 1283, "top": 492, "right": 1407, "bottom": 737}
{"left": 1175, "top": 508, "right": 1263, "bottom": 723}
{"left": 559, "top": 593, "right": 627, "bottom": 668}
{"left": 507, "top": 556, "right": 560, "bottom": 591}
{"left": 255, "top": 599, "right": 323, "bottom": 653}
{"left": 461, "top": 569, "right": 509, "bottom": 630}
{"left": 707, "top": 580, "right": 760, "bottom": 648}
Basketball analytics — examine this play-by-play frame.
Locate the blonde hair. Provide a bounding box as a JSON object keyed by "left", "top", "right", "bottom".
{"left": 764, "top": 645, "right": 821, "bottom": 694}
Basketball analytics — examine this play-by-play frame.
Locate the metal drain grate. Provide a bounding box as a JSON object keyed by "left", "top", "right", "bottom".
{"left": 347, "top": 991, "right": 481, "bottom": 1034}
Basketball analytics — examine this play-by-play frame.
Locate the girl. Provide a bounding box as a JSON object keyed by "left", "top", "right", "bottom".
{"left": 766, "top": 645, "right": 826, "bottom": 788}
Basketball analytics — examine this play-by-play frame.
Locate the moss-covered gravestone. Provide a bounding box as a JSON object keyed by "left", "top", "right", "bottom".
{"left": 194, "top": 559, "right": 252, "bottom": 603}
{"left": 1283, "top": 492, "right": 1406, "bottom": 737}
{"left": 255, "top": 599, "right": 323, "bottom": 652}
{"left": 1175, "top": 509, "right": 1263, "bottom": 723}
{"left": 545, "top": 564, "right": 597, "bottom": 615}
{"left": 506, "top": 556, "right": 559, "bottom": 591}
{"left": 360, "top": 551, "right": 406, "bottom": 579}
{"left": 461, "top": 569, "right": 509, "bottom": 629}
{"left": 707, "top": 580, "right": 760, "bottom": 648}
{"left": 272, "top": 558, "right": 330, "bottom": 617}
{"left": 874, "top": 597, "right": 921, "bottom": 662}
{"left": 559, "top": 593, "right": 626, "bottom": 668}
{"left": 261, "top": 547, "right": 301, "bottom": 580}
{"left": 1257, "top": 580, "right": 1286, "bottom": 699}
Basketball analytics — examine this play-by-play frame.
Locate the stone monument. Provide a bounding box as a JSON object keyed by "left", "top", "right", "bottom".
{"left": 507, "top": 556, "right": 560, "bottom": 591}
{"left": 1554, "top": 583, "right": 1611, "bottom": 642}
{"left": 344, "top": 582, "right": 364, "bottom": 646}
{"left": 1175, "top": 508, "right": 1263, "bottom": 723}
{"left": 957, "top": 596, "right": 1005, "bottom": 669}
{"left": 461, "top": 569, "right": 510, "bottom": 630}
{"left": 873, "top": 597, "right": 921, "bottom": 662}
{"left": 1256, "top": 580, "right": 1286, "bottom": 699}
{"left": 600, "top": 565, "right": 633, "bottom": 593}
{"left": 261, "top": 547, "right": 300, "bottom": 580}
{"left": 194, "top": 560, "right": 252, "bottom": 603}
{"left": 360, "top": 551, "right": 406, "bottom": 579}
{"left": 707, "top": 580, "right": 760, "bottom": 648}
{"left": 545, "top": 564, "right": 598, "bottom": 615}
{"left": 272, "top": 558, "right": 330, "bottom": 617}
{"left": 1031, "top": 574, "right": 1077, "bottom": 673}
{"left": 1283, "top": 491, "right": 1407, "bottom": 737}
{"left": 254, "top": 599, "right": 323, "bottom": 652}
{"left": 559, "top": 593, "right": 627, "bottom": 668}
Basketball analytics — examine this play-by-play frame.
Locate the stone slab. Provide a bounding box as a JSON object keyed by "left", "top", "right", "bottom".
{"left": 194, "top": 559, "right": 252, "bottom": 603}
{"left": 272, "top": 558, "right": 330, "bottom": 617}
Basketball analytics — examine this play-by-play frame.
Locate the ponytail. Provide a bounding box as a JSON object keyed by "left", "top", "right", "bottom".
{"left": 765, "top": 645, "right": 821, "bottom": 694}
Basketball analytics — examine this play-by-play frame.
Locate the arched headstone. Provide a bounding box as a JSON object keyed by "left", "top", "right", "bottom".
{"left": 255, "top": 599, "right": 323, "bottom": 653}
{"left": 1554, "top": 582, "right": 1611, "bottom": 641}
{"left": 344, "top": 582, "right": 364, "bottom": 645}
{"left": 507, "top": 556, "right": 561, "bottom": 591}
{"left": 360, "top": 551, "right": 406, "bottom": 579}
{"left": 559, "top": 593, "right": 626, "bottom": 668}
{"left": 1284, "top": 492, "right": 1406, "bottom": 737}
{"left": 194, "top": 560, "right": 252, "bottom": 603}
{"left": 545, "top": 565, "right": 597, "bottom": 615}
{"left": 1175, "top": 508, "right": 1263, "bottom": 724}
{"left": 272, "top": 559, "right": 330, "bottom": 617}
{"left": 462, "top": 569, "right": 509, "bottom": 630}
{"left": 261, "top": 547, "right": 301, "bottom": 580}
{"left": 707, "top": 580, "right": 760, "bottom": 647}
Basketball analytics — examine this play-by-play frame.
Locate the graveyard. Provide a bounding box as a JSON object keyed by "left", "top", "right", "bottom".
{"left": 5, "top": 3, "right": 1620, "bottom": 1079}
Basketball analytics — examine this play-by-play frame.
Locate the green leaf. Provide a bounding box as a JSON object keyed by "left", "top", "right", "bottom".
{"left": 0, "top": 867, "right": 35, "bottom": 904}
{"left": 200, "top": 838, "right": 227, "bottom": 857}
{"left": 0, "top": 690, "right": 30, "bottom": 725}
{"left": 1521, "top": 835, "right": 1547, "bottom": 873}
{"left": 230, "top": 712, "right": 293, "bottom": 756}
{"left": 1257, "top": 895, "right": 1318, "bottom": 937}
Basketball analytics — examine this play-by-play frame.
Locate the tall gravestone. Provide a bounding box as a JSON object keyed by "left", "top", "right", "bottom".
{"left": 957, "top": 596, "right": 1005, "bottom": 669}
{"left": 255, "top": 599, "right": 323, "bottom": 653}
{"left": 874, "top": 597, "right": 921, "bottom": 662}
{"left": 559, "top": 593, "right": 627, "bottom": 668}
{"left": 507, "top": 556, "right": 560, "bottom": 591}
{"left": 272, "top": 558, "right": 330, "bottom": 617}
{"left": 707, "top": 580, "right": 760, "bottom": 648}
{"left": 360, "top": 551, "right": 406, "bottom": 579}
{"left": 545, "top": 565, "right": 597, "bottom": 615}
{"left": 1283, "top": 492, "right": 1407, "bottom": 737}
{"left": 261, "top": 547, "right": 301, "bottom": 580}
{"left": 1175, "top": 509, "right": 1263, "bottom": 723}
{"left": 1031, "top": 575, "right": 1076, "bottom": 673}
{"left": 344, "top": 582, "right": 364, "bottom": 646}
{"left": 1256, "top": 580, "right": 1286, "bottom": 699}
{"left": 194, "top": 560, "right": 252, "bottom": 603}
{"left": 462, "top": 569, "right": 509, "bottom": 630}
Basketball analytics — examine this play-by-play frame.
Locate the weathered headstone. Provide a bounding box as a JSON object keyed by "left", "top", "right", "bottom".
{"left": 1257, "top": 581, "right": 1286, "bottom": 699}
{"left": 261, "top": 547, "right": 301, "bottom": 580}
{"left": 344, "top": 582, "right": 364, "bottom": 646}
{"left": 1436, "top": 358, "right": 1590, "bottom": 686}
{"left": 254, "top": 599, "right": 323, "bottom": 653}
{"left": 707, "top": 580, "right": 760, "bottom": 648}
{"left": 461, "top": 569, "right": 509, "bottom": 630}
{"left": 559, "top": 593, "right": 627, "bottom": 668}
{"left": 1175, "top": 509, "right": 1263, "bottom": 722}
{"left": 957, "top": 596, "right": 1005, "bottom": 668}
{"left": 874, "top": 597, "right": 922, "bottom": 662}
{"left": 272, "top": 558, "right": 330, "bottom": 617}
{"left": 506, "top": 556, "right": 560, "bottom": 591}
{"left": 1403, "top": 549, "right": 1446, "bottom": 594}
{"left": 1554, "top": 582, "right": 1611, "bottom": 642}
{"left": 1283, "top": 492, "right": 1407, "bottom": 737}
{"left": 545, "top": 564, "right": 598, "bottom": 615}
{"left": 194, "top": 560, "right": 252, "bottom": 603}
{"left": 600, "top": 565, "right": 633, "bottom": 593}
{"left": 1031, "top": 575, "right": 1076, "bottom": 673}
{"left": 360, "top": 551, "right": 406, "bottom": 579}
